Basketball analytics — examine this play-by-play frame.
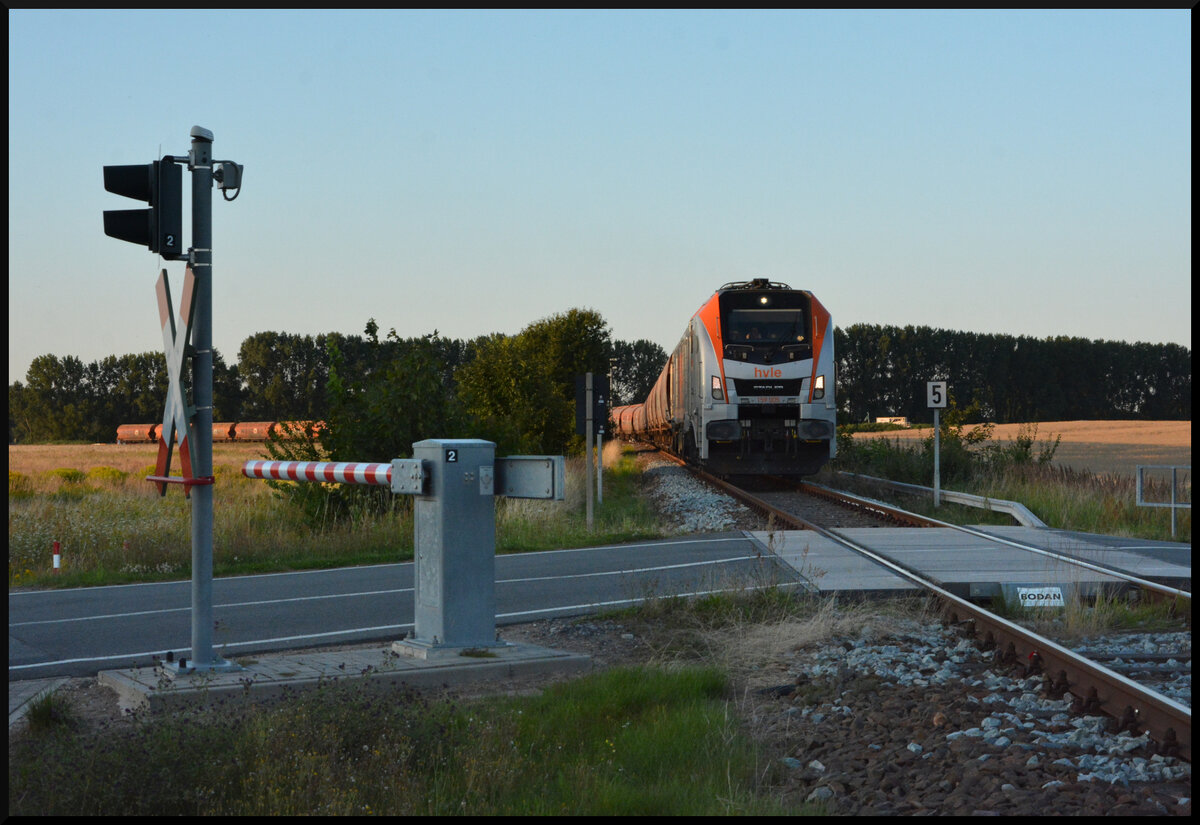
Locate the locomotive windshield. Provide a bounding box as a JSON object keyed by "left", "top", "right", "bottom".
{"left": 720, "top": 290, "right": 811, "bottom": 361}
{"left": 726, "top": 309, "right": 805, "bottom": 343}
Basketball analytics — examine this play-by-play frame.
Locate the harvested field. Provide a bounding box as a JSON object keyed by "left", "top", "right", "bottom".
{"left": 8, "top": 442, "right": 268, "bottom": 482}
{"left": 10, "top": 423, "right": 1191, "bottom": 482}
{"left": 851, "top": 420, "right": 1191, "bottom": 478}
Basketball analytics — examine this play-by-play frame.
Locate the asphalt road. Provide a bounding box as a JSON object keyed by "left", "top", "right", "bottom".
{"left": 9, "top": 533, "right": 800, "bottom": 679}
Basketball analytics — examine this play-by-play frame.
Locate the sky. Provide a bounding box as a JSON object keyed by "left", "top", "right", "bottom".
{"left": 8, "top": 9, "right": 1191, "bottom": 385}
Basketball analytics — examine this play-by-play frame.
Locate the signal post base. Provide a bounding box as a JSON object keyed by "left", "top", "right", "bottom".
{"left": 98, "top": 641, "right": 591, "bottom": 715}
{"left": 392, "top": 638, "right": 512, "bottom": 661}
{"left": 159, "top": 656, "right": 244, "bottom": 678}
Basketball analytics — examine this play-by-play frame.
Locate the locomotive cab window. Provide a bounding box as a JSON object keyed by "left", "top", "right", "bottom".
{"left": 721, "top": 290, "right": 812, "bottom": 360}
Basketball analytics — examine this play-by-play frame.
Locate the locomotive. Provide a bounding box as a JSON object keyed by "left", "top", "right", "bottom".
{"left": 612, "top": 279, "right": 836, "bottom": 476}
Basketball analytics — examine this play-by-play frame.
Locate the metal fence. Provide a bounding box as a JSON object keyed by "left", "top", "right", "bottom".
{"left": 1136, "top": 465, "right": 1191, "bottom": 539}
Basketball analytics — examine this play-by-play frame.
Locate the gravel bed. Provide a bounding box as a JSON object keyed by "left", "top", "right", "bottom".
{"left": 761, "top": 617, "right": 1191, "bottom": 815}
{"left": 637, "top": 451, "right": 893, "bottom": 530}
{"left": 631, "top": 448, "right": 1192, "bottom": 814}
{"left": 639, "top": 456, "right": 764, "bottom": 532}
{"left": 1070, "top": 632, "right": 1192, "bottom": 706}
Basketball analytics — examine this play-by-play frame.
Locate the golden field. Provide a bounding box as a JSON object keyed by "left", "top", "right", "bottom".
{"left": 9, "top": 442, "right": 272, "bottom": 488}
{"left": 7, "top": 421, "right": 1192, "bottom": 483}
{"left": 852, "top": 420, "right": 1191, "bottom": 479}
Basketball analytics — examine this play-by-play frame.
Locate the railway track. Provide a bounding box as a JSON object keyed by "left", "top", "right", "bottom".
{"left": 653, "top": 450, "right": 1192, "bottom": 762}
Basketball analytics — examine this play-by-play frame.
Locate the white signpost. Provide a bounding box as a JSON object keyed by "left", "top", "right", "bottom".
{"left": 927, "top": 381, "right": 947, "bottom": 507}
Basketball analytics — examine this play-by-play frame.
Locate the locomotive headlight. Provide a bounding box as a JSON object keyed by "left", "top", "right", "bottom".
{"left": 812, "top": 374, "right": 826, "bottom": 400}
{"left": 711, "top": 375, "right": 724, "bottom": 400}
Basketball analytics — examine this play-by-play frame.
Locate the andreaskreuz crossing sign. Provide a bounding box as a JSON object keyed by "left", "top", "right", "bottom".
{"left": 152, "top": 267, "right": 197, "bottom": 495}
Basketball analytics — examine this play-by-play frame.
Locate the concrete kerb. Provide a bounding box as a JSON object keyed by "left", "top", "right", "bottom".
{"left": 9, "top": 677, "right": 72, "bottom": 731}
{"left": 98, "top": 642, "right": 593, "bottom": 715}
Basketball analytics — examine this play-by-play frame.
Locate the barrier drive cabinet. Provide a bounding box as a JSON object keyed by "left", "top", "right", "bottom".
{"left": 244, "top": 439, "right": 564, "bottom": 655}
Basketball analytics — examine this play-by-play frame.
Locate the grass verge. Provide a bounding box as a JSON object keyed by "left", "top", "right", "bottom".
{"left": 11, "top": 585, "right": 934, "bottom": 816}
{"left": 10, "top": 587, "right": 956, "bottom": 816}
{"left": 831, "top": 423, "right": 1190, "bottom": 542}
{"left": 9, "top": 443, "right": 666, "bottom": 588}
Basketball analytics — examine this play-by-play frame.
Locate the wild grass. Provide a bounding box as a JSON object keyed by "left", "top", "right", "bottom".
{"left": 497, "top": 440, "right": 663, "bottom": 552}
{"left": 8, "top": 441, "right": 668, "bottom": 588}
{"left": 21, "top": 689, "right": 79, "bottom": 735}
{"left": 9, "top": 658, "right": 797, "bottom": 815}
{"left": 988, "top": 584, "right": 1187, "bottom": 638}
{"left": 10, "top": 582, "right": 933, "bottom": 816}
{"left": 830, "top": 424, "right": 1190, "bottom": 542}
{"left": 620, "top": 588, "right": 944, "bottom": 681}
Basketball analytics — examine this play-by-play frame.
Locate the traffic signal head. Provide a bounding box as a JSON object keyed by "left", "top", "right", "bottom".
{"left": 103, "top": 157, "right": 183, "bottom": 258}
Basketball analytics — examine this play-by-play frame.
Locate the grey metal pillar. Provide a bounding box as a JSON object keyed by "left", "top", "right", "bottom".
{"left": 400, "top": 439, "right": 501, "bottom": 654}
{"left": 585, "top": 373, "right": 594, "bottom": 529}
{"left": 184, "top": 126, "right": 231, "bottom": 672}
{"left": 243, "top": 448, "right": 564, "bottom": 661}
{"left": 932, "top": 408, "right": 941, "bottom": 508}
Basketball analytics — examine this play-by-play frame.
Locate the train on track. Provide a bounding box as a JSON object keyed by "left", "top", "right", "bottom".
{"left": 612, "top": 279, "right": 836, "bottom": 476}
{"left": 115, "top": 421, "right": 324, "bottom": 444}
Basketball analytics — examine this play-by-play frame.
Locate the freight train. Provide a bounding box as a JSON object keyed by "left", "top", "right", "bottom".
{"left": 116, "top": 421, "right": 324, "bottom": 444}
{"left": 612, "top": 279, "right": 836, "bottom": 476}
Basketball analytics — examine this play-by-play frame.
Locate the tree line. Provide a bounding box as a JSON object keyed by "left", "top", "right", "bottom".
{"left": 8, "top": 310, "right": 667, "bottom": 450}
{"left": 8, "top": 317, "right": 1190, "bottom": 447}
{"left": 835, "top": 324, "right": 1191, "bottom": 424}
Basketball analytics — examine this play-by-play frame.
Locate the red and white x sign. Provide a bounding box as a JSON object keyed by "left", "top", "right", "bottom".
{"left": 153, "top": 267, "right": 196, "bottom": 495}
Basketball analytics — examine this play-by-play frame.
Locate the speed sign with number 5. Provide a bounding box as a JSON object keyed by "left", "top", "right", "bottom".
{"left": 927, "top": 381, "right": 947, "bottom": 409}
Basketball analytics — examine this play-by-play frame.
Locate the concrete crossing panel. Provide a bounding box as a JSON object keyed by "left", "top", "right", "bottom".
{"left": 749, "top": 531, "right": 917, "bottom": 594}
{"left": 757, "top": 527, "right": 1190, "bottom": 598}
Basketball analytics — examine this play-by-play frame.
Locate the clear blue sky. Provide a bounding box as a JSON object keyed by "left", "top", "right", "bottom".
{"left": 8, "top": 9, "right": 1191, "bottom": 384}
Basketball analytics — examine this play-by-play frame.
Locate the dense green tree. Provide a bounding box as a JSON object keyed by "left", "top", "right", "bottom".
{"left": 9, "top": 348, "right": 238, "bottom": 443}
{"left": 456, "top": 308, "right": 612, "bottom": 455}
{"left": 237, "top": 332, "right": 333, "bottom": 421}
{"left": 10, "top": 354, "right": 98, "bottom": 441}
{"left": 834, "top": 324, "right": 1190, "bottom": 425}
{"left": 101, "top": 353, "right": 167, "bottom": 424}
{"left": 265, "top": 322, "right": 468, "bottom": 523}
{"left": 609, "top": 339, "right": 667, "bottom": 406}
{"left": 8, "top": 320, "right": 1190, "bottom": 445}
{"left": 9, "top": 382, "right": 33, "bottom": 443}
{"left": 323, "top": 329, "right": 467, "bottom": 463}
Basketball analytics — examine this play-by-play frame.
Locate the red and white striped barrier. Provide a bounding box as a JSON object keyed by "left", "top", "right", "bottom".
{"left": 242, "top": 460, "right": 392, "bottom": 487}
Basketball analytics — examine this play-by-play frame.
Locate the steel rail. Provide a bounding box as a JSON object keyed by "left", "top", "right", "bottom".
{"left": 799, "top": 481, "right": 1192, "bottom": 603}
{"left": 815, "top": 520, "right": 1191, "bottom": 763}
{"left": 787, "top": 478, "right": 937, "bottom": 527}
{"left": 668, "top": 455, "right": 1191, "bottom": 761}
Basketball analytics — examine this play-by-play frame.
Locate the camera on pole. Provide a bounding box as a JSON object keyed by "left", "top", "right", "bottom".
{"left": 103, "top": 156, "right": 184, "bottom": 258}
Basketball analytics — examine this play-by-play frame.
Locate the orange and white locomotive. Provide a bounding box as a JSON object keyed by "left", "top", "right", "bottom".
{"left": 613, "top": 279, "right": 836, "bottom": 476}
